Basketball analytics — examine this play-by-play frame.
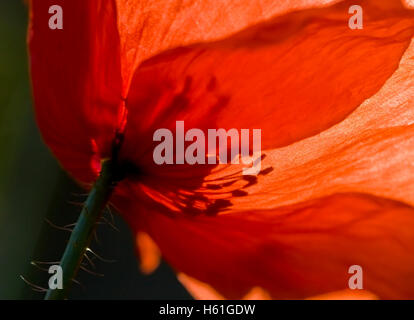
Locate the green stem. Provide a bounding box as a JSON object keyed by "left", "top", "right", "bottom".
{"left": 44, "top": 160, "right": 116, "bottom": 300}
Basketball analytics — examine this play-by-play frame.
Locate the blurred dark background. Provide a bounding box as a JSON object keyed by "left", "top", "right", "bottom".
{"left": 0, "top": 1, "right": 190, "bottom": 300}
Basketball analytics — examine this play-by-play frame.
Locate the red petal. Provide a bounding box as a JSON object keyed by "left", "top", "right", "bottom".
{"left": 114, "top": 0, "right": 342, "bottom": 90}
{"left": 123, "top": 193, "right": 414, "bottom": 299}
{"left": 28, "top": 0, "right": 123, "bottom": 182}
{"left": 205, "top": 38, "right": 414, "bottom": 212}
{"left": 307, "top": 289, "right": 378, "bottom": 300}
{"left": 28, "top": 0, "right": 341, "bottom": 182}
{"left": 135, "top": 231, "right": 161, "bottom": 274}
{"left": 178, "top": 273, "right": 274, "bottom": 300}
{"left": 121, "top": 0, "right": 414, "bottom": 172}
{"left": 178, "top": 274, "right": 378, "bottom": 300}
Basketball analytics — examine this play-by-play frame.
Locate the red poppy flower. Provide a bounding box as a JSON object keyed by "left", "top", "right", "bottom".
{"left": 29, "top": 0, "right": 414, "bottom": 299}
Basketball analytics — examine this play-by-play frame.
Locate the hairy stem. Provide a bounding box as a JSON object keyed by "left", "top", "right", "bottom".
{"left": 44, "top": 160, "right": 116, "bottom": 300}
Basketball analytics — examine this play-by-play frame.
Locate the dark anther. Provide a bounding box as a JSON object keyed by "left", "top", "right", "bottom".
{"left": 232, "top": 190, "right": 248, "bottom": 197}
{"left": 206, "top": 184, "right": 222, "bottom": 190}
{"left": 259, "top": 166, "right": 274, "bottom": 175}
{"left": 205, "top": 199, "right": 232, "bottom": 216}
{"left": 242, "top": 175, "right": 258, "bottom": 188}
